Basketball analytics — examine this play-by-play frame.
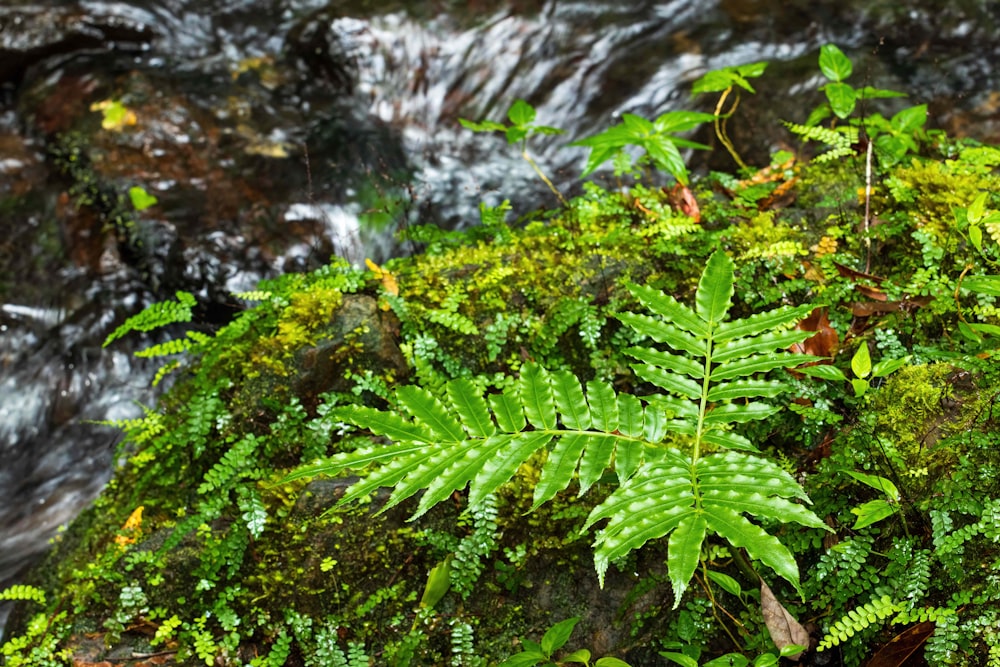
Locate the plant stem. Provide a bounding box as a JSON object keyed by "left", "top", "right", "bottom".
{"left": 714, "top": 88, "right": 748, "bottom": 171}
{"left": 522, "top": 149, "right": 567, "bottom": 207}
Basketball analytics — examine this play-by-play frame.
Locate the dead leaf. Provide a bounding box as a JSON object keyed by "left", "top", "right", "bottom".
{"left": 851, "top": 296, "right": 933, "bottom": 317}
{"left": 790, "top": 307, "right": 839, "bottom": 359}
{"left": 833, "top": 261, "right": 885, "bottom": 283}
{"left": 760, "top": 579, "right": 810, "bottom": 660}
{"left": 364, "top": 258, "right": 400, "bottom": 303}
{"left": 856, "top": 284, "right": 888, "bottom": 301}
{"left": 865, "top": 621, "right": 935, "bottom": 667}
{"left": 666, "top": 183, "right": 701, "bottom": 222}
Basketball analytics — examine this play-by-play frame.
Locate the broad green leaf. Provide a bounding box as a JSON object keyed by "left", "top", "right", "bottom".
{"left": 712, "top": 330, "right": 813, "bottom": 363}
{"left": 616, "top": 393, "right": 644, "bottom": 438}
{"left": 962, "top": 275, "right": 1000, "bottom": 296}
{"left": 396, "top": 385, "right": 466, "bottom": 441}
{"left": 446, "top": 378, "right": 495, "bottom": 437}
{"left": 577, "top": 433, "right": 620, "bottom": 493}
{"left": 696, "top": 251, "right": 735, "bottom": 325}
{"left": 541, "top": 616, "right": 580, "bottom": 655}
{"left": 856, "top": 85, "right": 906, "bottom": 100}
{"left": 851, "top": 344, "right": 872, "bottom": 379}
{"left": 499, "top": 652, "right": 548, "bottom": 667}
{"left": 851, "top": 499, "right": 898, "bottom": 529}
{"left": 703, "top": 402, "right": 780, "bottom": 425}
{"left": 627, "top": 346, "right": 704, "bottom": 379}
{"left": 871, "top": 356, "right": 910, "bottom": 378}
{"left": 563, "top": 649, "right": 591, "bottom": 664}
{"left": 642, "top": 403, "right": 669, "bottom": 443}
{"left": 714, "top": 304, "right": 815, "bottom": 342}
{"left": 968, "top": 192, "right": 989, "bottom": 224}
{"left": 706, "top": 570, "right": 743, "bottom": 598}
{"left": 330, "top": 405, "right": 434, "bottom": 442}
{"left": 595, "top": 658, "right": 633, "bottom": 667}
{"left": 700, "top": 429, "right": 758, "bottom": 453}
{"left": 613, "top": 440, "right": 643, "bottom": 483}
{"left": 551, "top": 370, "right": 591, "bottom": 430}
{"left": 824, "top": 82, "right": 856, "bottom": 119}
{"left": 469, "top": 432, "right": 554, "bottom": 507}
{"left": 706, "top": 379, "right": 786, "bottom": 402}
{"left": 667, "top": 514, "right": 707, "bottom": 605}
{"left": 586, "top": 380, "right": 619, "bottom": 432}
{"left": 891, "top": 104, "right": 927, "bottom": 133}
{"left": 621, "top": 113, "right": 654, "bottom": 134}
{"left": 706, "top": 655, "right": 749, "bottom": 667}
{"left": 490, "top": 390, "right": 525, "bottom": 433}
{"left": 618, "top": 312, "right": 706, "bottom": 356}
{"left": 532, "top": 434, "right": 588, "bottom": 509}
{"left": 506, "top": 126, "right": 528, "bottom": 145}
{"left": 632, "top": 363, "right": 702, "bottom": 400}
{"left": 705, "top": 507, "right": 801, "bottom": 594}
{"left": 627, "top": 284, "right": 707, "bottom": 336}
{"left": 851, "top": 378, "right": 870, "bottom": 397}
{"left": 659, "top": 653, "right": 699, "bottom": 667}
{"left": 795, "top": 364, "right": 847, "bottom": 382}
{"left": 129, "top": 186, "right": 158, "bottom": 211}
{"left": 712, "top": 352, "right": 824, "bottom": 380}
{"left": 653, "top": 110, "right": 717, "bottom": 133}
{"left": 841, "top": 470, "right": 899, "bottom": 500}
{"left": 644, "top": 138, "right": 689, "bottom": 184}
{"left": 508, "top": 99, "right": 536, "bottom": 126}
{"left": 459, "top": 118, "right": 506, "bottom": 133}
{"left": 819, "top": 44, "right": 852, "bottom": 82}
{"left": 521, "top": 363, "right": 557, "bottom": 429}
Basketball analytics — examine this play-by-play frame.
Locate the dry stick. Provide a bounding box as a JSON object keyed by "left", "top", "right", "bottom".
{"left": 864, "top": 137, "right": 873, "bottom": 273}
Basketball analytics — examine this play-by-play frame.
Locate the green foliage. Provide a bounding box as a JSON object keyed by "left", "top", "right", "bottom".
{"left": 570, "top": 111, "right": 715, "bottom": 184}
{"left": 782, "top": 121, "right": 857, "bottom": 163}
{"left": 808, "top": 44, "right": 906, "bottom": 125}
{"left": 103, "top": 290, "right": 196, "bottom": 346}
{"left": 499, "top": 616, "right": 632, "bottom": 667}
{"left": 0, "top": 584, "right": 46, "bottom": 605}
{"left": 285, "top": 251, "right": 828, "bottom": 604}
{"left": 692, "top": 61, "right": 768, "bottom": 169}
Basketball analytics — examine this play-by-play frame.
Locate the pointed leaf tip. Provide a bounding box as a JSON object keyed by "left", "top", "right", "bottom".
{"left": 696, "top": 251, "right": 735, "bottom": 325}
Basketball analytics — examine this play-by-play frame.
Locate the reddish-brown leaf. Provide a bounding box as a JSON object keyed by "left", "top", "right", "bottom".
{"left": 790, "top": 307, "right": 839, "bottom": 359}
{"left": 833, "top": 261, "right": 886, "bottom": 283}
{"left": 666, "top": 183, "right": 701, "bottom": 222}
{"left": 865, "top": 621, "right": 935, "bottom": 667}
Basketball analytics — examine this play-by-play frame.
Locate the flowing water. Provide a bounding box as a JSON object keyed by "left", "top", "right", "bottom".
{"left": 2, "top": 0, "right": 999, "bottom": 629}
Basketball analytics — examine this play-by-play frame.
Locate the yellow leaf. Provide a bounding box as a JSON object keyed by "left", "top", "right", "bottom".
{"left": 365, "top": 258, "right": 399, "bottom": 297}
{"left": 114, "top": 506, "right": 145, "bottom": 546}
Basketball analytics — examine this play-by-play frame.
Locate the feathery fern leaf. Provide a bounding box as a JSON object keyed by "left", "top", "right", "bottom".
{"left": 284, "top": 250, "right": 829, "bottom": 605}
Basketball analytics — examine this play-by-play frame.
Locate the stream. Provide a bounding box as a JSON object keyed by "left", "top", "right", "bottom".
{"left": 2, "top": 0, "right": 1000, "bottom": 629}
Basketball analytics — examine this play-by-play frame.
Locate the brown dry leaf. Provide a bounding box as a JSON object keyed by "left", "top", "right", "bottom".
{"left": 865, "top": 621, "right": 935, "bottom": 667}
{"left": 833, "top": 261, "right": 885, "bottom": 283}
{"left": 851, "top": 296, "right": 933, "bottom": 317}
{"left": 760, "top": 579, "right": 810, "bottom": 660}
{"left": 790, "top": 307, "right": 838, "bottom": 359}
{"left": 666, "top": 183, "right": 701, "bottom": 222}
{"left": 856, "top": 284, "right": 888, "bottom": 301}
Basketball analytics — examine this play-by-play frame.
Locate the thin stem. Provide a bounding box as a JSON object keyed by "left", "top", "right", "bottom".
{"left": 521, "top": 149, "right": 567, "bottom": 207}
{"left": 714, "top": 88, "right": 748, "bottom": 170}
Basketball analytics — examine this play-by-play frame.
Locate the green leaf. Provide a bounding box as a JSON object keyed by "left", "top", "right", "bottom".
{"left": 129, "top": 186, "right": 158, "bottom": 211}
{"left": 712, "top": 353, "right": 824, "bottom": 381}
{"left": 871, "top": 356, "right": 910, "bottom": 378}
{"left": 851, "top": 499, "right": 898, "bottom": 529}
{"left": 851, "top": 378, "right": 870, "bottom": 397}
{"left": 840, "top": 470, "right": 899, "bottom": 500}
{"left": 705, "top": 655, "right": 748, "bottom": 667}
{"left": 586, "top": 380, "right": 619, "bottom": 432}
{"left": 700, "top": 429, "right": 759, "bottom": 453}
{"left": 508, "top": 99, "right": 536, "bottom": 127}
{"left": 962, "top": 275, "right": 1000, "bottom": 296}
{"left": 396, "top": 386, "right": 466, "bottom": 441}
{"left": 551, "top": 370, "right": 591, "bottom": 430}
{"left": 706, "top": 570, "right": 743, "bottom": 598}
{"left": 659, "top": 653, "right": 699, "bottom": 667}
{"left": 795, "top": 364, "right": 847, "bottom": 382}
{"left": 616, "top": 394, "right": 645, "bottom": 438}
{"left": 824, "top": 82, "right": 857, "bottom": 119}
{"left": 705, "top": 507, "right": 801, "bottom": 595}
{"left": 595, "top": 658, "right": 633, "bottom": 667}
{"left": 446, "top": 378, "right": 496, "bottom": 437}
{"left": 653, "top": 110, "right": 717, "bottom": 134}
{"left": 541, "top": 616, "right": 580, "bottom": 655}
{"left": 575, "top": 433, "right": 619, "bottom": 493}
{"left": 531, "top": 434, "right": 588, "bottom": 509}
{"left": 499, "top": 651, "right": 548, "bottom": 667}
{"left": 668, "top": 514, "right": 707, "bottom": 603}
{"left": 490, "top": 390, "right": 526, "bottom": 433}
{"left": 696, "top": 251, "right": 735, "bottom": 325}
{"left": 891, "top": 104, "right": 927, "bottom": 133}
{"left": 618, "top": 312, "right": 706, "bottom": 357}
{"left": 706, "top": 379, "right": 786, "bottom": 402}
{"left": 419, "top": 555, "right": 452, "bottom": 609}
{"left": 819, "top": 44, "right": 853, "bottom": 82}
{"left": 562, "top": 649, "right": 592, "bottom": 664}
{"left": 703, "top": 402, "right": 779, "bottom": 425}
{"left": 627, "top": 285, "right": 708, "bottom": 337}
{"left": 712, "top": 330, "right": 813, "bottom": 363}
{"left": 469, "top": 432, "right": 554, "bottom": 507}
{"left": 331, "top": 405, "right": 434, "bottom": 443}
{"left": 521, "top": 363, "right": 557, "bottom": 429}
{"left": 458, "top": 118, "right": 506, "bottom": 133}
{"left": 968, "top": 192, "right": 989, "bottom": 224}
{"left": 714, "top": 304, "right": 815, "bottom": 342}
{"left": 850, "top": 344, "right": 872, "bottom": 379}
{"left": 631, "top": 363, "right": 703, "bottom": 400}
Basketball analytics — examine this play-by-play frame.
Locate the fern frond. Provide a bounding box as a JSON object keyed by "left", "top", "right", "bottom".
{"left": 0, "top": 584, "right": 46, "bottom": 605}
{"left": 285, "top": 250, "right": 829, "bottom": 605}
{"left": 783, "top": 121, "right": 858, "bottom": 163}
{"left": 818, "top": 595, "right": 905, "bottom": 650}
{"left": 103, "top": 291, "right": 196, "bottom": 347}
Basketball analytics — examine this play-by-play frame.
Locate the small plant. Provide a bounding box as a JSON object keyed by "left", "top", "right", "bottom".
{"left": 692, "top": 61, "right": 768, "bottom": 170}
{"left": 570, "top": 110, "right": 715, "bottom": 185}
{"left": 797, "top": 342, "right": 909, "bottom": 398}
{"left": 460, "top": 99, "right": 567, "bottom": 205}
{"left": 499, "top": 617, "right": 631, "bottom": 667}
{"left": 806, "top": 44, "right": 905, "bottom": 127}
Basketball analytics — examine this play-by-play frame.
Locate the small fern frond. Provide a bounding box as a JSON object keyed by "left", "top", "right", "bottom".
{"left": 0, "top": 584, "right": 46, "bottom": 605}
{"left": 818, "top": 595, "right": 901, "bottom": 650}
{"left": 783, "top": 121, "right": 858, "bottom": 163}
{"left": 103, "top": 291, "right": 196, "bottom": 347}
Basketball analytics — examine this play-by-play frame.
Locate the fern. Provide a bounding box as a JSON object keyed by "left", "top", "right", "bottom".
{"left": 783, "top": 121, "right": 858, "bottom": 163}
{"left": 284, "top": 251, "right": 830, "bottom": 603}
{"left": 0, "top": 584, "right": 46, "bottom": 605}
{"left": 103, "top": 291, "right": 197, "bottom": 346}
